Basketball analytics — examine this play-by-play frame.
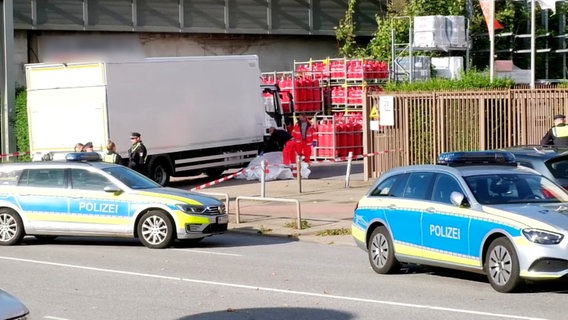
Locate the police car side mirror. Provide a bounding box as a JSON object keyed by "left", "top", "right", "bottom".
{"left": 104, "top": 185, "right": 123, "bottom": 194}
{"left": 450, "top": 191, "right": 469, "bottom": 208}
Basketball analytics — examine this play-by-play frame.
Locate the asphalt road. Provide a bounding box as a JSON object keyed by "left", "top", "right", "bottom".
{"left": 1, "top": 233, "right": 567, "bottom": 320}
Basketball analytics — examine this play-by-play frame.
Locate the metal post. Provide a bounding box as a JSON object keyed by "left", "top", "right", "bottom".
{"left": 235, "top": 196, "right": 301, "bottom": 228}
{"left": 530, "top": 0, "right": 536, "bottom": 89}
{"left": 260, "top": 159, "right": 266, "bottom": 198}
{"left": 0, "top": 0, "right": 15, "bottom": 160}
{"left": 345, "top": 151, "right": 353, "bottom": 188}
{"left": 489, "top": 0, "right": 495, "bottom": 83}
{"left": 296, "top": 155, "right": 302, "bottom": 193}
{"left": 409, "top": 19, "right": 413, "bottom": 83}
{"left": 391, "top": 27, "right": 396, "bottom": 82}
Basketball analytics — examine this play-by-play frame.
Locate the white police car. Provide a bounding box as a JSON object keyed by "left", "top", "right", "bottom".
{"left": 352, "top": 151, "right": 568, "bottom": 293}
{"left": 0, "top": 153, "right": 228, "bottom": 249}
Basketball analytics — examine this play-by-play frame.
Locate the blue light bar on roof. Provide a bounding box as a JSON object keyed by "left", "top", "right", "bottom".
{"left": 437, "top": 151, "right": 516, "bottom": 166}
{"left": 65, "top": 152, "right": 101, "bottom": 162}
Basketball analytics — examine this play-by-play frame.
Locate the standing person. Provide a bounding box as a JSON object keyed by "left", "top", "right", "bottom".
{"left": 83, "top": 142, "right": 94, "bottom": 152}
{"left": 541, "top": 114, "right": 568, "bottom": 146}
{"left": 103, "top": 140, "right": 123, "bottom": 164}
{"left": 291, "top": 113, "right": 315, "bottom": 164}
{"left": 267, "top": 127, "right": 296, "bottom": 165}
{"left": 128, "top": 132, "right": 147, "bottom": 174}
{"left": 74, "top": 143, "right": 85, "bottom": 152}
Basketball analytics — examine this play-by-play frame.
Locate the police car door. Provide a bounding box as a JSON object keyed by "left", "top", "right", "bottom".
{"left": 67, "top": 169, "right": 130, "bottom": 235}
{"left": 385, "top": 172, "right": 432, "bottom": 258}
{"left": 421, "top": 173, "right": 473, "bottom": 266}
{"left": 16, "top": 168, "right": 68, "bottom": 232}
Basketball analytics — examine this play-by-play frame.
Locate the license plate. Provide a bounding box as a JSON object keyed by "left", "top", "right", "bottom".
{"left": 217, "top": 215, "right": 228, "bottom": 224}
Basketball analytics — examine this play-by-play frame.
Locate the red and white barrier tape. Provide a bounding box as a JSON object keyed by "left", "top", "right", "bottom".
{"left": 0, "top": 151, "right": 30, "bottom": 159}
{"left": 310, "top": 148, "right": 403, "bottom": 164}
{"left": 191, "top": 163, "right": 292, "bottom": 191}
{"left": 191, "top": 169, "right": 248, "bottom": 191}
{"left": 190, "top": 148, "right": 402, "bottom": 191}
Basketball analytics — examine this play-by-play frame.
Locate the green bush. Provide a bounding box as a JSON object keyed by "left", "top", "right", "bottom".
{"left": 383, "top": 70, "right": 515, "bottom": 92}
{"left": 14, "top": 88, "right": 30, "bottom": 162}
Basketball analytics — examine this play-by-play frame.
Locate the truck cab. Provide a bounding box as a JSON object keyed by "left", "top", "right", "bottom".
{"left": 261, "top": 83, "right": 293, "bottom": 135}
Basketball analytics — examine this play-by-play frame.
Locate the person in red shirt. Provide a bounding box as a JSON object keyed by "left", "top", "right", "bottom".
{"left": 291, "top": 113, "right": 315, "bottom": 164}
{"left": 267, "top": 127, "right": 296, "bottom": 165}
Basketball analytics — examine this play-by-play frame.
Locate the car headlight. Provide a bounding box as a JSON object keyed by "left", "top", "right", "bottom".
{"left": 175, "top": 204, "right": 205, "bottom": 213}
{"left": 522, "top": 228, "right": 564, "bottom": 245}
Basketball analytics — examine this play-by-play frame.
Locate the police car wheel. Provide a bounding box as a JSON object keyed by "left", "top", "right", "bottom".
{"left": 138, "top": 210, "right": 174, "bottom": 249}
{"left": 368, "top": 226, "right": 400, "bottom": 274}
{"left": 0, "top": 209, "right": 24, "bottom": 246}
{"left": 485, "top": 237, "right": 523, "bottom": 293}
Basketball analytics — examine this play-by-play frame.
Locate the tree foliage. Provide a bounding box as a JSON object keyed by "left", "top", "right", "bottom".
{"left": 14, "top": 88, "right": 31, "bottom": 161}
{"left": 335, "top": 0, "right": 359, "bottom": 57}
{"left": 336, "top": 0, "right": 565, "bottom": 80}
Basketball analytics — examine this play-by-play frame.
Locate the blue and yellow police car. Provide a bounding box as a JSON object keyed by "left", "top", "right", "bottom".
{"left": 352, "top": 151, "right": 568, "bottom": 293}
{"left": 0, "top": 153, "right": 228, "bottom": 249}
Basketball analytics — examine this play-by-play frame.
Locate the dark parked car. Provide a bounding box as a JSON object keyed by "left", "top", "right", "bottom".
{"left": 499, "top": 145, "right": 568, "bottom": 189}
{"left": 0, "top": 289, "right": 29, "bottom": 320}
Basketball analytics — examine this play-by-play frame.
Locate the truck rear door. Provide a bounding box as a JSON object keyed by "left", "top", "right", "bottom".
{"left": 25, "top": 63, "right": 109, "bottom": 158}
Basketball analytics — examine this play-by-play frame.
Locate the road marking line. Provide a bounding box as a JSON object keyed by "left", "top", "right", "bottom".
{"left": 0, "top": 256, "right": 547, "bottom": 320}
{"left": 169, "top": 248, "right": 241, "bottom": 256}
{"left": 44, "top": 316, "right": 70, "bottom": 320}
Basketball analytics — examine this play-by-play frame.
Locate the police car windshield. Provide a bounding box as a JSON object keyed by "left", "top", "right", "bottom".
{"left": 102, "top": 166, "right": 161, "bottom": 189}
{"left": 464, "top": 173, "right": 568, "bottom": 205}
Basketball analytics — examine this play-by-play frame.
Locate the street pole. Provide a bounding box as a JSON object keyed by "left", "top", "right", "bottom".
{"left": 530, "top": 0, "right": 536, "bottom": 89}
{"left": 0, "top": 0, "right": 15, "bottom": 160}
{"left": 489, "top": 0, "right": 495, "bottom": 83}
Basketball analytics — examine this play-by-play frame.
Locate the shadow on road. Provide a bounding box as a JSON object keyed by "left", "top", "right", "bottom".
{"left": 411, "top": 264, "right": 568, "bottom": 293}
{"left": 20, "top": 231, "right": 298, "bottom": 249}
{"left": 178, "top": 307, "right": 354, "bottom": 320}
{"left": 173, "top": 232, "right": 298, "bottom": 248}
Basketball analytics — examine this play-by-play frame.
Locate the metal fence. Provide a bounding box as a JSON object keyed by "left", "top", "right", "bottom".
{"left": 362, "top": 88, "right": 568, "bottom": 179}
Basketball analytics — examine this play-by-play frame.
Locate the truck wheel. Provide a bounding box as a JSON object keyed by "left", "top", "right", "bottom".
{"left": 137, "top": 210, "right": 174, "bottom": 249}
{"left": 205, "top": 168, "right": 224, "bottom": 178}
{"left": 150, "top": 160, "right": 171, "bottom": 186}
{"left": 0, "top": 208, "right": 25, "bottom": 246}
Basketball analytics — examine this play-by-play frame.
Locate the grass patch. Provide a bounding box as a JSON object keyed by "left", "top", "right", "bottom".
{"left": 316, "top": 228, "right": 351, "bottom": 236}
{"left": 283, "top": 219, "right": 311, "bottom": 229}
{"left": 258, "top": 226, "right": 272, "bottom": 234}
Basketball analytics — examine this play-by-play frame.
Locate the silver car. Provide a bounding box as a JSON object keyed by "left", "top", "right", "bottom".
{"left": 0, "top": 289, "right": 29, "bottom": 320}
{"left": 352, "top": 151, "right": 568, "bottom": 293}
{"left": 0, "top": 153, "right": 228, "bottom": 249}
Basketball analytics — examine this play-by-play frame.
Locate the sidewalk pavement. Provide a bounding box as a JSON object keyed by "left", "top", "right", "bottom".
{"left": 191, "top": 161, "right": 375, "bottom": 246}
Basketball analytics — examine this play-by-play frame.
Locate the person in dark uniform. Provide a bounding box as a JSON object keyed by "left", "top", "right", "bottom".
{"left": 267, "top": 127, "right": 296, "bottom": 165}
{"left": 541, "top": 114, "right": 568, "bottom": 146}
{"left": 267, "top": 127, "right": 292, "bottom": 150}
{"left": 128, "top": 132, "right": 147, "bottom": 174}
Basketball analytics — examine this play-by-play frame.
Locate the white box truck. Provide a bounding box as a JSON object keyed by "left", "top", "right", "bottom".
{"left": 25, "top": 55, "right": 289, "bottom": 185}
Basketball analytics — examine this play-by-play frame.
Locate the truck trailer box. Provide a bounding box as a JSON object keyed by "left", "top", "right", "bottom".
{"left": 26, "top": 55, "right": 271, "bottom": 185}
